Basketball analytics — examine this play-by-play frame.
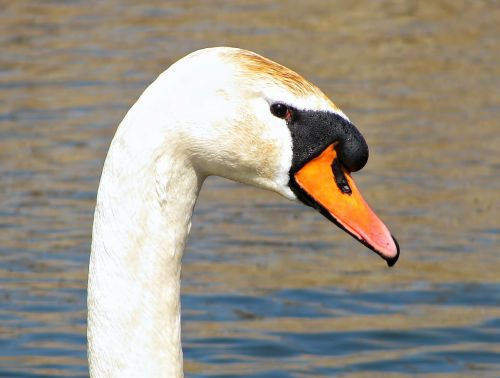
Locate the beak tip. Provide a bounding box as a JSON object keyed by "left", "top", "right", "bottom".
{"left": 384, "top": 235, "right": 400, "bottom": 267}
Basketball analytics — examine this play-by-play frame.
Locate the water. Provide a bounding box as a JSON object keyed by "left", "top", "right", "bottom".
{"left": 1, "top": 1, "right": 499, "bottom": 377}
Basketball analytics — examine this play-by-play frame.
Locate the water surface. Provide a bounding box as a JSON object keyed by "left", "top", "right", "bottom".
{"left": 1, "top": 1, "right": 499, "bottom": 377}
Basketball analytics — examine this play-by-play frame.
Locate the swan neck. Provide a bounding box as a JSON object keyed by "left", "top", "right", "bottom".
{"left": 88, "top": 136, "right": 201, "bottom": 377}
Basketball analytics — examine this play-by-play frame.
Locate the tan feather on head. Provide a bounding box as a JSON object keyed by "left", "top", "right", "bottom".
{"left": 225, "top": 48, "right": 340, "bottom": 111}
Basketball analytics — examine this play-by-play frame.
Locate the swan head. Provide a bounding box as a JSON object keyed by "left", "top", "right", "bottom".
{"left": 152, "top": 47, "right": 399, "bottom": 265}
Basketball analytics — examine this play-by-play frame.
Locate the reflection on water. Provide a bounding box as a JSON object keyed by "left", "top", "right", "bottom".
{"left": 1, "top": 1, "right": 499, "bottom": 377}
{"left": 183, "top": 284, "right": 500, "bottom": 377}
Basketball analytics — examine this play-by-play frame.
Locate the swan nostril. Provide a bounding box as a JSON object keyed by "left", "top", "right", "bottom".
{"left": 331, "top": 158, "right": 352, "bottom": 194}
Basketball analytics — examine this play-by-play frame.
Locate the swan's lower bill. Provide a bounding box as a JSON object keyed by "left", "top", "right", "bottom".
{"left": 293, "top": 144, "right": 399, "bottom": 266}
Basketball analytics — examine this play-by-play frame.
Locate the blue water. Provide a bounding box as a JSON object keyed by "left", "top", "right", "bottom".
{"left": 1, "top": 0, "right": 499, "bottom": 377}
{"left": 183, "top": 285, "right": 500, "bottom": 376}
{"left": 2, "top": 282, "right": 498, "bottom": 377}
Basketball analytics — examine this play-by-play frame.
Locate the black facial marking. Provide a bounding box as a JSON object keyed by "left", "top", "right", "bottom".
{"left": 287, "top": 109, "right": 369, "bottom": 177}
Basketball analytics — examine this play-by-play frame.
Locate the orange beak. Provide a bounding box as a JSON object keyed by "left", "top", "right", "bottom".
{"left": 294, "top": 144, "right": 399, "bottom": 266}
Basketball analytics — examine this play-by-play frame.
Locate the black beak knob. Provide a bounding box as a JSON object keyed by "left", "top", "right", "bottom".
{"left": 335, "top": 121, "right": 369, "bottom": 172}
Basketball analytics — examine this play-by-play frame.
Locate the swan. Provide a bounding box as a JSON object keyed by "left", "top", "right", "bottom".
{"left": 88, "top": 47, "right": 399, "bottom": 377}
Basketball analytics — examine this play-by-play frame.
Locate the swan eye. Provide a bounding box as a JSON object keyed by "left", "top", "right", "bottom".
{"left": 270, "top": 103, "right": 292, "bottom": 120}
